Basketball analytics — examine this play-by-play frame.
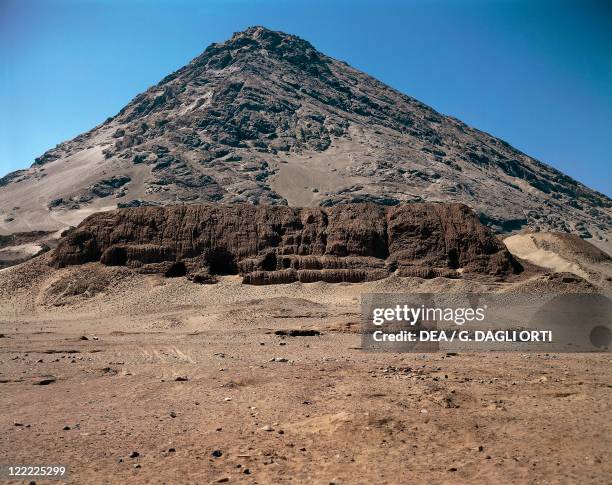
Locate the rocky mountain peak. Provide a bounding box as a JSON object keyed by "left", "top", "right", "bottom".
{"left": 160, "top": 26, "right": 328, "bottom": 88}
{"left": 224, "top": 25, "right": 319, "bottom": 56}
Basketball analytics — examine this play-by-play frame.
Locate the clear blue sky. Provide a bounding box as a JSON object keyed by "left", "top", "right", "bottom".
{"left": 1, "top": 0, "right": 610, "bottom": 196}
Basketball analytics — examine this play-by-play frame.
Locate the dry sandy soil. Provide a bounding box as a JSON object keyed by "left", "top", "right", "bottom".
{"left": 1, "top": 254, "right": 611, "bottom": 484}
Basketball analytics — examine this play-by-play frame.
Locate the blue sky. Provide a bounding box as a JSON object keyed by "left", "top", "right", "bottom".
{"left": 1, "top": 0, "right": 610, "bottom": 196}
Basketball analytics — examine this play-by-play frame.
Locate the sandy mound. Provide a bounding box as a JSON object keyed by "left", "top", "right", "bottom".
{"left": 0, "top": 230, "right": 62, "bottom": 269}
{"left": 40, "top": 264, "right": 135, "bottom": 307}
{"left": 504, "top": 232, "right": 612, "bottom": 292}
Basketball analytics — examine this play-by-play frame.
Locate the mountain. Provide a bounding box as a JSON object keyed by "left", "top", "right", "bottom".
{"left": 1, "top": 26, "right": 610, "bottom": 238}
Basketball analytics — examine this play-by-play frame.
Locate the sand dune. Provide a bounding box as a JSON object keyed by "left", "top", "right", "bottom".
{"left": 504, "top": 232, "right": 612, "bottom": 291}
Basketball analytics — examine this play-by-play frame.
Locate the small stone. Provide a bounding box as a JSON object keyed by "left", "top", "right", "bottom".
{"left": 211, "top": 450, "right": 223, "bottom": 458}
{"left": 129, "top": 451, "right": 140, "bottom": 458}
{"left": 168, "top": 448, "right": 176, "bottom": 453}
{"left": 63, "top": 426, "right": 71, "bottom": 431}
{"left": 224, "top": 397, "right": 232, "bottom": 401}
{"left": 243, "top": 468, "right": 251, "bottom": 474}
{"left": 169, "top": 411, "right": 177, "bottom": 418}
{"left": 448, "top": 467, "right": 457, "bottom": 472}
{"left": 261, "top": 425, "right": 274, "bottom": 432}
{"left": 478, "top": 445, "right": 484, "bottom": 452}
{"left": 420, "top": 409, "right": 428, "bottom": 414}
{"left": 133, "top": 464, "right": 141, "bottom": 469}
{"left": 174, "top": 376, "right": 188, "bottom": 382}
{"left": 216, "top": 479, "right": 229, "bottom": 483}
{"left": 34, "top": 378, "right": 55, "bottom": 386}
{"left": 80, "top": 336, "right": 89, "bottom": 340}
{"left": 14, "top": 422, "right": 24, "bottom": 426}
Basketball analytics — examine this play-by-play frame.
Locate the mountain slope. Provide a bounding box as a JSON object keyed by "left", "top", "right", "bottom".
{"left": 1, "top": 26, "right": 610, "bottom": 237}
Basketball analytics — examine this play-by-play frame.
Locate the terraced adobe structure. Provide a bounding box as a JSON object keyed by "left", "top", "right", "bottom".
{"left": 53, "top": 203, "right": 521, "bottom": 284}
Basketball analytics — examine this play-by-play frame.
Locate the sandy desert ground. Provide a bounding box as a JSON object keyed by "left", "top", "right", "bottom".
{"left": 0, "top": 253, "right": 611, "bottom": 484}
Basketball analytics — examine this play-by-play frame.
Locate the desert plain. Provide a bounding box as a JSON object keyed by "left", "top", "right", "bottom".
{"left": 1, "top": 249, "right": 611, "bottom": 484}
